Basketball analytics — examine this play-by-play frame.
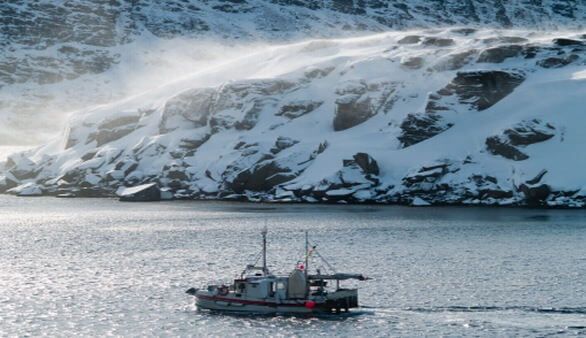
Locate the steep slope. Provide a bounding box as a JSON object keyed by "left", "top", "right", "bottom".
{"left": 2, "top": 0, "right": 586, "bottom": 144}
{"left": 2, "top": 29, "right": 585, "bottom": 208}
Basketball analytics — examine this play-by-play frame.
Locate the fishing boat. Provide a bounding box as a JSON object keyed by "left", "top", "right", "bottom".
{"left": 186, "top": 228, "right": 368, "bottom": 315}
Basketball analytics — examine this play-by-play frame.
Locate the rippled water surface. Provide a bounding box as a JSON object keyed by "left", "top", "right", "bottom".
{"left": 0, "top": 196, "right": 585, "bottom": 336}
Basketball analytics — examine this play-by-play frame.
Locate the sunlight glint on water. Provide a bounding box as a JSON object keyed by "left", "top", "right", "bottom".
{"left": 0, "top": 196, "right": 584, "bottom": 336}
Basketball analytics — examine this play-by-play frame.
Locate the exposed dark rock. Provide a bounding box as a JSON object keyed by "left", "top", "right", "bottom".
{"left": 167, "top": 170, "right": 188, "bottom": 181}
{"left": 351, "top": 152, "right": 379, "bottom": 176}
{"left": 304, "top": 67, "right": 335, "bottom": 79}
{"left": 397, "top": 35, "right": 422, "bottom": 44}
{"left": 0, "top": 175, "right": 19, "bottom": 193}
{"left": 277, "top": 100, "right": 323, "bottom": 119}
{"left": 118, "top": 183, "right": 161, "bottom": 202}
{"left": 160, "top": 88, "right": 215, "bottom": 133}
{"left": 9, "top": 168, "right": 40, "bottom": 181}
{"left": 526, "top": 169, "right": 548, "bottom": 185}
{"left": 234, "top": 99, "right": 269, "bottom": 131}
{"left": 401, "top": 56, "right": 424, "bottom": 69}
{"left": 209, "top": 114, "right": 236, "bottom": 133}
{"left": 93, "top": 128, "right": 135, "bottom": 147}
{"left": 422, "top": 37, "right": 454, "bottom": 47}
{"left": 4, "top": 155, "right": 39, "bottom": 181}
{"left": 270, "top": 137, "right": 299, "bottom": 154}
{"left": 74, "top": 187, "right": 111, "bottom": 198}
{"left": 99, "top": 115, "right": 140, "bottom": 130}
{"left": 113, "top": 158, "right": 139, "bottom": 178}
{"left": 485, "top": 136, "right": 529, "bottom": 161}
{"left": 504, "top": 119, "right": 555, "bottom": 146}
{"left": 88, "top": 115, "right": 140, "bottom": 147}
{"left": 519, "top": 183, "right": 551, "bottom": 206}
{"left": 487, "top": 119, "right": 556, "bottom": 161}
{"left": 403, "top": 163, "right": 450, "bottom": 186}
{"left": 480, "top": 189, "right": 513, "bottom": 199}
{"left": 228, "top": 161, "right": 295, "bottom": 193}
{"left": 179, "top": 134, "right": 211, "bottom": 156}
{"left": 434, "top": 70, "right": 525, "bottom": 111}
{"left": 537, "top": 54, "right": 579, "bottom": 68}
{"left": 399, "top": 113, "right": 453, "bottom": 147}
{"left": 334, "top": 96, "right": 374, "bottom": 131}
{"left": 477, "top": 45, "right": 523, "bottom": 63}
{"left": 553, "top": 38, "right": 584, "bottom": 47}
{"left": 450, "top": 28, "right": 477, "bottom": 35}
{"left": 81, "top": 151, "right": 96, "bottom": 162}
{"left": 482, "top": 36, "right": 528, "bottom": 44}
{"left": 433, "top": 50, "right": 477, "bottom": 71}
{"left": 60, "top": 169, "right": 84, "bottom": 184}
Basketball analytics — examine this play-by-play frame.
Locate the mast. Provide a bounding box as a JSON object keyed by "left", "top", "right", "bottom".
{"left": 261, "top": 226, "right": 268, "bottom": 275}
{"left": 304, "top": 231, "right": 309, "bottom": 279}
{"left": 304, "top": 231, "right": 309, "bottom": 298}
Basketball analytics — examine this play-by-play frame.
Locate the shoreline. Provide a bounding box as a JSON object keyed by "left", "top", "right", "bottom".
{"left": 2, "top": 192, "right": 586, "bottom": 210}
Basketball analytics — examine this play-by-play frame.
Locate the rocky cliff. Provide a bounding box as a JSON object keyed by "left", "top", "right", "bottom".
{"left": 2, "top": 0, "right": 586, "bottom": 143}
{"left": 3, "top": 29, "right": 586, "bottom": 208}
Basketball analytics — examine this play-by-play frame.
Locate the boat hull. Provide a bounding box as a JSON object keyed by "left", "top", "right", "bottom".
{"left": 194, "top": 289, "right": 358, "bottom": 315}
{"left": 196, "top": 294, "right": 315, "bottom": 315}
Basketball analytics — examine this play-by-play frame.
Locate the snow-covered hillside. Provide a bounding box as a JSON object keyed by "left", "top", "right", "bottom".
{"left": 2, "top": 29, "right": 585, "bottom": 207}
{"left": 2, "top": 0, "right": 586, "bottom": 144}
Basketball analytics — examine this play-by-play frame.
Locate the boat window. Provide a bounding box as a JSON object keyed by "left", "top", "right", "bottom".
{"left": 277, "top": 282, "right": 286, "bottom": 290}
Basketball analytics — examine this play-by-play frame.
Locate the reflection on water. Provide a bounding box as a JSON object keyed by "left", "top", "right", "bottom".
{"left": 0, "top": 196, "right": 585, "bottom": 336}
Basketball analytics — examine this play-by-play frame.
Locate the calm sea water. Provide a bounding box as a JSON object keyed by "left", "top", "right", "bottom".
{"left": 0, "top": 196, "right": 584, "bottom": 336}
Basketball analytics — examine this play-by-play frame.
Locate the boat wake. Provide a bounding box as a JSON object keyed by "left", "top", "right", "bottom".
{"left": 362, "top": 305, "right": 586, "bottom": 316}
{"left": 405, "top": 305, "right": 586, "bottom": 315}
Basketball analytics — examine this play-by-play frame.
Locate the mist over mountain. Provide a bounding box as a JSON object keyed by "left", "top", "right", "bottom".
{"left": 2, "top": 0, "right": 585, "bottom": 144}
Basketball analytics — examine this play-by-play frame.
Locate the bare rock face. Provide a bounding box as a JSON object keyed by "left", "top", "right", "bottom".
{"left": 399, "top": 113, "right": 453, "bottom": 147}
{"left": 486, "top": 119, "right": 555, "bottom": 160}
{"left": 118, "top": 183, "right": 161, "bottom": 202}
{"left": 277, "top": 100, "right": 323, "bottom": 119}
{"left": 228, "top": 161, "right": 295, "bottom": 193}
{"left": 303, "top": 156, "right": 381, "bottom": 202}
{"left": 553, "top": 38, "right": 584, "bottom": 47}
{"left": 87, "top": 114, "right": 141, "bottom": 147}
{"left": 401, "top": 56, "right": 424, "bottom": 69}
{"left": 519, "top": 171, "right": 551, "bottom": 206}
{"left": 344, "top": 153, "right": 380, "bottom": 176}
{"left": 160, "top": 88, "right": 216, "bottom": 133}
{"left": 270, "top": 137, "right": 299, "bottom": 155}
{"left": 0, "top": 174, "right": 19, "bottom": 193}
{"left": 537, "top": 54, "right": 579, "bottom": 68}
{"left": 433, "top": 50, "right": 477, "bottom": 71}
{"left": 212, "top": 79, "right": 298, "bottom": 132}
{"left": 485, "top": 136, "right": 529, "bottom": 161}
{"left": 334, "top": 96, "right": 374, "bottom": 131}
{"left": 504, "top": 119, "right": 556, "bottom": 146}
{"left": 477, "top": 45, "right": 524, "bottom": 63}
{"left": 333, "top": 80, "right": 396, "bottom": 131}
{"left": 6, "top": 155, "right": 40, "bottom": 181}
{"left": 397, "top": 35, "right": 422, "bottom": 45}
{"left": 422, "top": 37, "right": 455, "bottom": 47}
{"left": 432, "top": 70, "right": 525, "bottom": 111}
